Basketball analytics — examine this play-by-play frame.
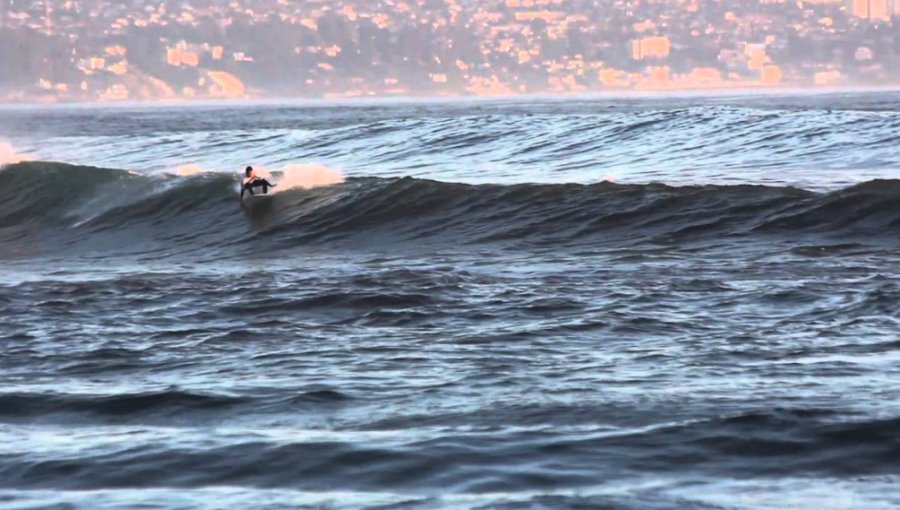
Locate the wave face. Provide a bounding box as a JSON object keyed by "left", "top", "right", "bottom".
{"left": 1, "top": 161, "right": 897, "bottom": 260}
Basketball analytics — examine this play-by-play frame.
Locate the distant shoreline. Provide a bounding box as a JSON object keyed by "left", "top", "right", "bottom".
{"left": 2, "top": 84, "right": 900, "bottom": 109}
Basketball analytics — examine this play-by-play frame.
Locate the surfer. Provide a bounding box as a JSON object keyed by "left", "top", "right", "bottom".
{"left": 240, "top": 166, "right": 276, "bottom": 199}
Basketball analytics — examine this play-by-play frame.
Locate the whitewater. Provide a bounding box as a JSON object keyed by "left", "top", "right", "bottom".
{"left": 0, "top": 92, "right": 898, "bottom": 510}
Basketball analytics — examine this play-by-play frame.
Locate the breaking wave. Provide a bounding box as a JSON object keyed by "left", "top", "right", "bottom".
{"left": 1, "top": 160, "right": 898, "bottom": 259}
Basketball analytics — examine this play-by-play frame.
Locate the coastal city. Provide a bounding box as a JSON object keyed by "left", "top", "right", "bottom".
{"left": 1, "top": 0, "right": 898, "bottom": 101}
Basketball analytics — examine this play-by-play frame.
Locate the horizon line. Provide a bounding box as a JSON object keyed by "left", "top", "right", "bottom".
{"left": 3, "top": 84, "right": 900, "bottom": 109}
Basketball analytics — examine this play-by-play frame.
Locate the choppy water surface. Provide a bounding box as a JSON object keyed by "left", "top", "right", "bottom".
{"left": 0, "top": 93, "right": 898, "bottom": 509}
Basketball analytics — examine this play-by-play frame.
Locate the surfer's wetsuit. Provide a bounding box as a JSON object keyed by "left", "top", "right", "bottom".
{"left": 241, "top": 177, "right": 275, "bottom": 199}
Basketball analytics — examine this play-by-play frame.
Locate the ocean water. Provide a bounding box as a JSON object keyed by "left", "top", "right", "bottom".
{"left": 0, "top": 92, "right": 898, "bottom": 510}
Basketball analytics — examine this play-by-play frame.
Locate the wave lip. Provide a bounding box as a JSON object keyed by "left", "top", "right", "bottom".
{"left": 1, "top": 161, "right": 898, "bottom": 259}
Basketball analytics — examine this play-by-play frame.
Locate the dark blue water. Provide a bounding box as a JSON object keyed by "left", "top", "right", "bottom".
{"left": 0, "top": 93, "right": 898, "bottom": 509}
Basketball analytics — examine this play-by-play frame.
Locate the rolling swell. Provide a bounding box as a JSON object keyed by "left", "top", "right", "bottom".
{"left": 1, "top": 161, "right": 898, "bottom": 259}
{"left": 1, "top": 407, "right": 896, "bottom": 492}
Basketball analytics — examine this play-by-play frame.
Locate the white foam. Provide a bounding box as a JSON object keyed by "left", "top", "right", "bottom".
{"left": 254, "top": 163, "right": 344, "bottom": 192}
{"left": 0, "top": 140, "right": 32, "bottom": 166}
{"left": 175, "top": 163, "right": 210, "bottom": 176}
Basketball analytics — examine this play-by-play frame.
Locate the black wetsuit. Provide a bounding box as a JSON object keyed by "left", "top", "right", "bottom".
{"left": 241, "top": 177, "right": 274, "bottom": 198}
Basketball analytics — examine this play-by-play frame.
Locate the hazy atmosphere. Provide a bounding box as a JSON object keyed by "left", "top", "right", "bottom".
{"left": 2, "top": 2, "right": 899, "bottom": 510}
{"left": 1, "top": 0, "right": 900, "bottom": 102}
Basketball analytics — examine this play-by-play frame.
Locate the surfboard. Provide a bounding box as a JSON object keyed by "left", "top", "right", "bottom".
{"left": 240, "top": 178, "right": 277, "bottom": 200}
{"left": 241, "top": 193, "right": 272, "bottom": 203}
